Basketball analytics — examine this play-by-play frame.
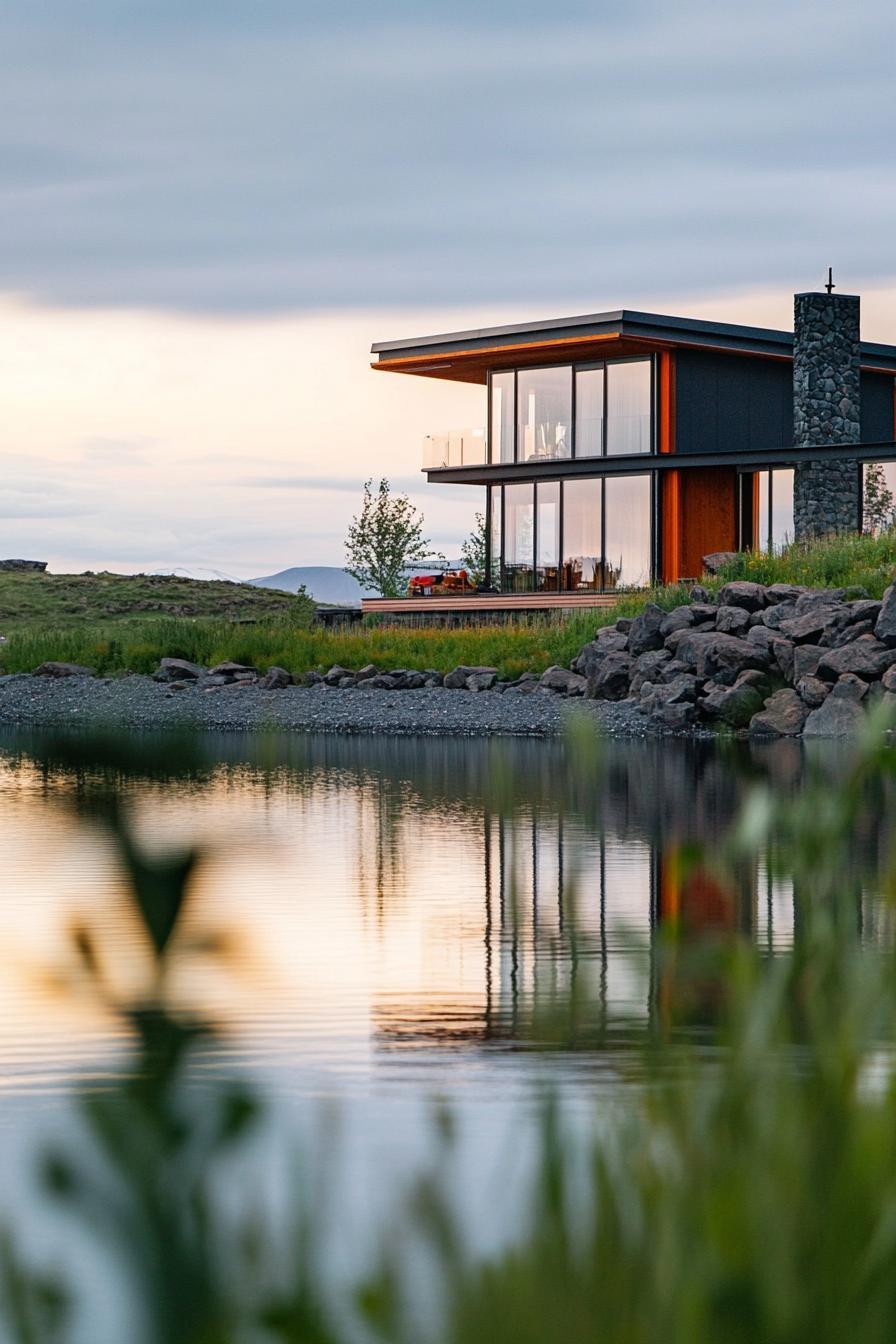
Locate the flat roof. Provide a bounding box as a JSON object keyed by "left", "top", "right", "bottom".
{"left": 371, "top": 306, "right": 896, "bottom": 375}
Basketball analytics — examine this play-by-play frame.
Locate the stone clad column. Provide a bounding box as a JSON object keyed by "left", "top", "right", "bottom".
{"left": 792, "top": 291, "right": 862, "bottom": 539}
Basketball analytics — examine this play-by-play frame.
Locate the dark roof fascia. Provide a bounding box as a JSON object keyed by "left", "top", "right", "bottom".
{"left": 371, "top": 308, "right": 896, "bottom": 372}
{"left": 426, "top": 440, "right": 896, "bottom": 486}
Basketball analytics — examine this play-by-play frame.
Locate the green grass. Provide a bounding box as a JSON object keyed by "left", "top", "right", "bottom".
{"left": 0, "top": 569, "right": 313, "bottom": 631}
{"left": 2, "top": 532, "right": 895, "bottom": 679}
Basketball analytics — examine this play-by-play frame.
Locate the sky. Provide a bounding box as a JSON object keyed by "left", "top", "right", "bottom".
{"left": 3, "top": 0, "right": 896, "bottom": 576}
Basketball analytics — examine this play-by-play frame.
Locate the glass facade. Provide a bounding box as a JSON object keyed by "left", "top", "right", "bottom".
{"left": 517, "top": 366, "right": 572, "bottom": 462}
{"left": 488, "top": 358, "right": 653, "bottom": 463}
{"left": 490, "top": 371, "right": 515, "bottom": 464}
{"left": 487, "top": 475, "right": 653, "bottom": 593}
{"left": 755, "top": 469, "right": 794, "bottom": 553}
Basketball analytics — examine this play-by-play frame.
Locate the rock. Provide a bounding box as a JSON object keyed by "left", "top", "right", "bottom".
{"left": 690, "top": 604, "right": 718, "bottom": 623}
{"left": 367, "top": 674, "right": 397, "bottom": 689}
{"left": 882, "top": 664, "right": 896, "bottom": 693}
{"left": 777, "top": 606, "right": 844, "bottom": 644}
{"left": 615, "top": 618, "right": 634, "bottom": 633}
{"left": 653, "top": 701, "right": 697, "bottom": 729}
{"left": 33, "top": 661, "right": 94, "bottom": 678}
{"left": 700, "top": 680, "right": 764, "bottom": 728}
{"left": 733, "top": 667, "right": 774, "bottom": 696}
{"left": 674, "top": 630, "right": 769, "bottom": 679}
{"left": 586, "top": 652, "right": 633, "bottom": 701}
{"left": 715, "top": 604, "right": 751, "bottom": 636}
{"left": 794, "top": 588, "right": 846, "bottom": 612}
{"left": 443, "top": 665, "right": 498, "bottom": 690}
{"left": 830, "top": 672, "right": 868, "bottom": 703}
{"left": 466, "top": 671, "right": 497, "bottom": 692}
{"left": 765, "top": 583, "right": 806, "bottom": 604}
{"left": 210, "top": 661, "right": 258, "bottom": 679}
{"left": 816, "top": 638, "right": 896, "bottom": 682}
{"left": 875, "top": 584, "right": 896, "bottom": 646}
{"left": 702, "top": 551, "right": 739, "bottom": 574}
{"left": 803, "top": 684, "right": 867, "bottom": 738}
{"left": 539, "top": 666, "right": 587, "bottom": 695}
{"left": 749, "top": 689, "right": 809, "bottom": 738}
{"left": 303, "top": 671, "right": 324, "bottom": 686}
{"left": 760, "top": 602, "right": 798, "bottom": 630}
{"left": 338, "top": 676, "right": 358, "bottom": 689}
{"left": 829, "top": 620, "right": 874, "bottom": 648}
{"left": 258, "top": 666, "right": 292, "bottom": 690}
{"left": 355, "top": 664, "right": 378, "bottom": 682}
{"left": 323, "top": 663, "right": 353, "bottom": 686}
{"left": 659, "top": 605, "right": 696, "bottom": 637}
{"left": 403, "top": 672, "right": 428, "bottom": 689}
{"left": 627, "top": 603, "right": 667, "bottom": 657}
{"left": 773, "top": 638, "right": 796, "bottom": 682}
{"left": 629, "top": 649, "right": 673, "bottom": 694}
{"left": 689, "top": 584, "right": 713, "bottom": 604}
{"left": 792, "top": 645, "right": 825, "bottom": 680}
{"left": 717, "top": 580, "right": 766, "bottom": 612}
{"left": 571, "top": 633, "right": 628, "bottom": 676}
{"left": 153, "top": 657, "right": 205, "bottom": 682}
{"left": 796, "top": 675, "right": 829, "bottom": 708}
{"left": 0, "top": 559, "right": 47, "bottom": 572}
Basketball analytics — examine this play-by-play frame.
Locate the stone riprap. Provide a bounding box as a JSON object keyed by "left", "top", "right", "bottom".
{"left": 569, "top": 578, "right": 896, "bottom": 738}
{"left": 792, "top": 291, "right": 862, "bottom": 539}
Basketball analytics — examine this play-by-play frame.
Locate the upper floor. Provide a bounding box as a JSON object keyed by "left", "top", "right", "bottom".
{"left": 371, "top": 309, "right": 896, "bottom": 481}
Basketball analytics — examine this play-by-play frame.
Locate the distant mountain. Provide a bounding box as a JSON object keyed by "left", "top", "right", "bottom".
{"left": 248, "top": 566, "right": 373, "bottom": 605}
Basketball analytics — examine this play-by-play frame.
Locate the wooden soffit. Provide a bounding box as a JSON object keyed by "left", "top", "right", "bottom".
{"left": 371, "top": 333, "right": 669, "bottom": 384}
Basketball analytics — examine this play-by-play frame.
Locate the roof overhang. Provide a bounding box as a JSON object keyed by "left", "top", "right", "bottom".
{"left": 371, "top": 308, "right": 896, "bottom": 384}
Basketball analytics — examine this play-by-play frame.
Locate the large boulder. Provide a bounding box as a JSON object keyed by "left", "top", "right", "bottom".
{"left": 627, "top": 603, "right": 667, "bottom": 657}
{"left": 33, "top": 661, "right": 94, "bottom": 678}
{"left": 586, "top": 652, "right": 633, "bottom": 701}
{"left": 816, "top": 637, "right": 896, "bottom": 683}
{"left": 875, "top": 584, "right": 896, "bottom": 646}
{"left": 760, "top": 602, "right": 798, "bottom": 631}
{"left": 0, "top": 559, "right": 47, "bottom": 572}
{"left": 539, "top": 666, "right": 587, "bottom": 695}
{"left": 659, "top": 605, "right": 696, "bottom": 637}
{"left": 154, "top": 657, "right": 205, "bottom": 682}
{"left": 717, "top": 580, "right": 766, "bottom": 612}
{"left": 571, "top": 629, "right": 629, "bottom": 676}
{"left": 259, "top": 666, "right": 292, "bottom": 690}
{"left": 803, "top": 679, "right": 867, "bottom": 738}
{"left": 444, "top": 665, "right": 498, "bottom": 690}
{"left": 700, "top": 679, "right": 764, "bottom": 728}
{"left": 702, "top": 551, "right": 739, "bottom": 575}
{"left": 673, "top": 630, "right": 769, "bottom": 680}
{"left": 792, "top": 644, "right": 825, "bottom": 680}
{"left": 776, "top": 606, "right": 845, "bottom": 644}
{"left": 796, "top": 675, "right": 829, "bottom": 708}
{"left": 715, "top": 604, "right": 751, "bottom": 636}
{"left": 765, "top": 583, "right": 807, "bottom": 605}
{"left": 629, "top": 649, "right": 673, "bottom": 694}
{"left": 749, "top": 689, "right": 809, "bottom": 738}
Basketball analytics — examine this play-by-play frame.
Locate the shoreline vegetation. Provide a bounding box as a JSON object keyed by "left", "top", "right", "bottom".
{"left": 1, "top": 537, "right": 896, "bottom": 725}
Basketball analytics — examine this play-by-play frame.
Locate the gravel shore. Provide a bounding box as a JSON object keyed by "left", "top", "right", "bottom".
{"left": 0, "top": 673, "right": 657, "bottom": 738}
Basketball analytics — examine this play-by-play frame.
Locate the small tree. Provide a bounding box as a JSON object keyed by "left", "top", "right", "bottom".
{"left": 460, "top": 511, "right": 487, "bottom": 586}
{"left": 863, "top": 463, "right": 896, "bottom": 535}
{"left": 344, "top": 478, "right": 445, "bottom": 598}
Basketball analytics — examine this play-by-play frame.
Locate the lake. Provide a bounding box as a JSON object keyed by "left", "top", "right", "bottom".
{"left": 0, "top": 727, "right": 888, "bottom": 1339}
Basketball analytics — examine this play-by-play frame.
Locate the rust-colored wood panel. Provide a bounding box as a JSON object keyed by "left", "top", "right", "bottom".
{"left": 372, "top": 334, "right": 669, "bottom": 384}
{"left": 676, "top": 468, "right": 738, "bottom": 579}
{"left": 661, "top": 470, "right": 681, "bottom": 584}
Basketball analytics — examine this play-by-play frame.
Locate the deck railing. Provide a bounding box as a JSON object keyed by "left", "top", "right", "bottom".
{"left": 423, "top": 428, "right": 487, "bottom": 470}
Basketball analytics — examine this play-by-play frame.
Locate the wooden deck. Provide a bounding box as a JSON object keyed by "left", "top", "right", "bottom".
{"left": 361, "top": 591, "right": 619, "bottom": 617}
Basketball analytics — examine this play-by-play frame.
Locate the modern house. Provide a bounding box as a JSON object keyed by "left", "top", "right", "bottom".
{"left": 365, "top": 291, "right": 896, "bottom": 615}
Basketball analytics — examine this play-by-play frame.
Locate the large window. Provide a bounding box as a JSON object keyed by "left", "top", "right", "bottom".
{"left": 756, "top": 469, "right": 794, "bottom": 553}
{"left": 488, "top": 483, "right": 502, "bottom": 589}
{"left": 517, "top": 366, "right": 571, "bottom": 462}
{"left": 562, "top": 478, "right": 603, "bottom": 591}
{"left": 575, "top": 367, "right": 604, "bottom": 458}
{"left": 488, "top": 358, "right": 653, "bottom": 463}
{"left": 605, "top": 475, "right": 652, "bottom": 587}
{"left": 504, "top": 482, "right": 534, "bottom": 591}
{"left": 536, "top": 481, "right": 560, "bottom": 591}
{"left": 490, "top": 371, "right": 515, "bottom": 464}
{"left": 606, "top": 360, "right": 652, "bottom": 455}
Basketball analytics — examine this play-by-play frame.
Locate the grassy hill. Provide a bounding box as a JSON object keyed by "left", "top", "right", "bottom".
{"left": 0, "top": 570, "right": 313, "bottom": 633}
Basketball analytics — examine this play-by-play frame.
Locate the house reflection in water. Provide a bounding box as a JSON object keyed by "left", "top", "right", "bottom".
{"left": 371, "top": 737, "right": 888, "bottom": 1055}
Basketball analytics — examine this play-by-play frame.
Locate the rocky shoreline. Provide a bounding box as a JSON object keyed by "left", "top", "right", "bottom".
{"left": 3, "top": 576, "right": 896, "bottom": 740}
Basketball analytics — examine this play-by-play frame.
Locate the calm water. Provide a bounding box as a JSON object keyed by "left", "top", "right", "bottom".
{"left": 0, "top": 728, "right": 889, "bottom": 1338}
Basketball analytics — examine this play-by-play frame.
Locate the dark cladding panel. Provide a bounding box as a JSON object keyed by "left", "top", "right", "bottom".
{"left": 861, "top": 371, "right": 895, "bottom": 442}
{"left": 675, "top": 350, "right": 792, "bottom": 455}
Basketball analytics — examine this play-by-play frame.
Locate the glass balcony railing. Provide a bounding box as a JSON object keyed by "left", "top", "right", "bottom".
{"left": 423, "top": 428, "right": 487, "bottom": 470}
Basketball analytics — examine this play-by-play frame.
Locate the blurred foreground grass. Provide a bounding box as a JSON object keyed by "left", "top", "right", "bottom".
{"left": 5, "top": 716, "right": 896, "bottom": 1342}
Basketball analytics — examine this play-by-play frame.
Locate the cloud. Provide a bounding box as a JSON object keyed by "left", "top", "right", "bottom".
{"left": 239, "top": 474, "right": 423, "bottom": 494}
{"left": 2, "top": 1, "right": 896, "bottom": 314}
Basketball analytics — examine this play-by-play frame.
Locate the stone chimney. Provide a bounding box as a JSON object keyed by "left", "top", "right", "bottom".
{"left": 792, "top": 290, "right": 862, "bottom": 538}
